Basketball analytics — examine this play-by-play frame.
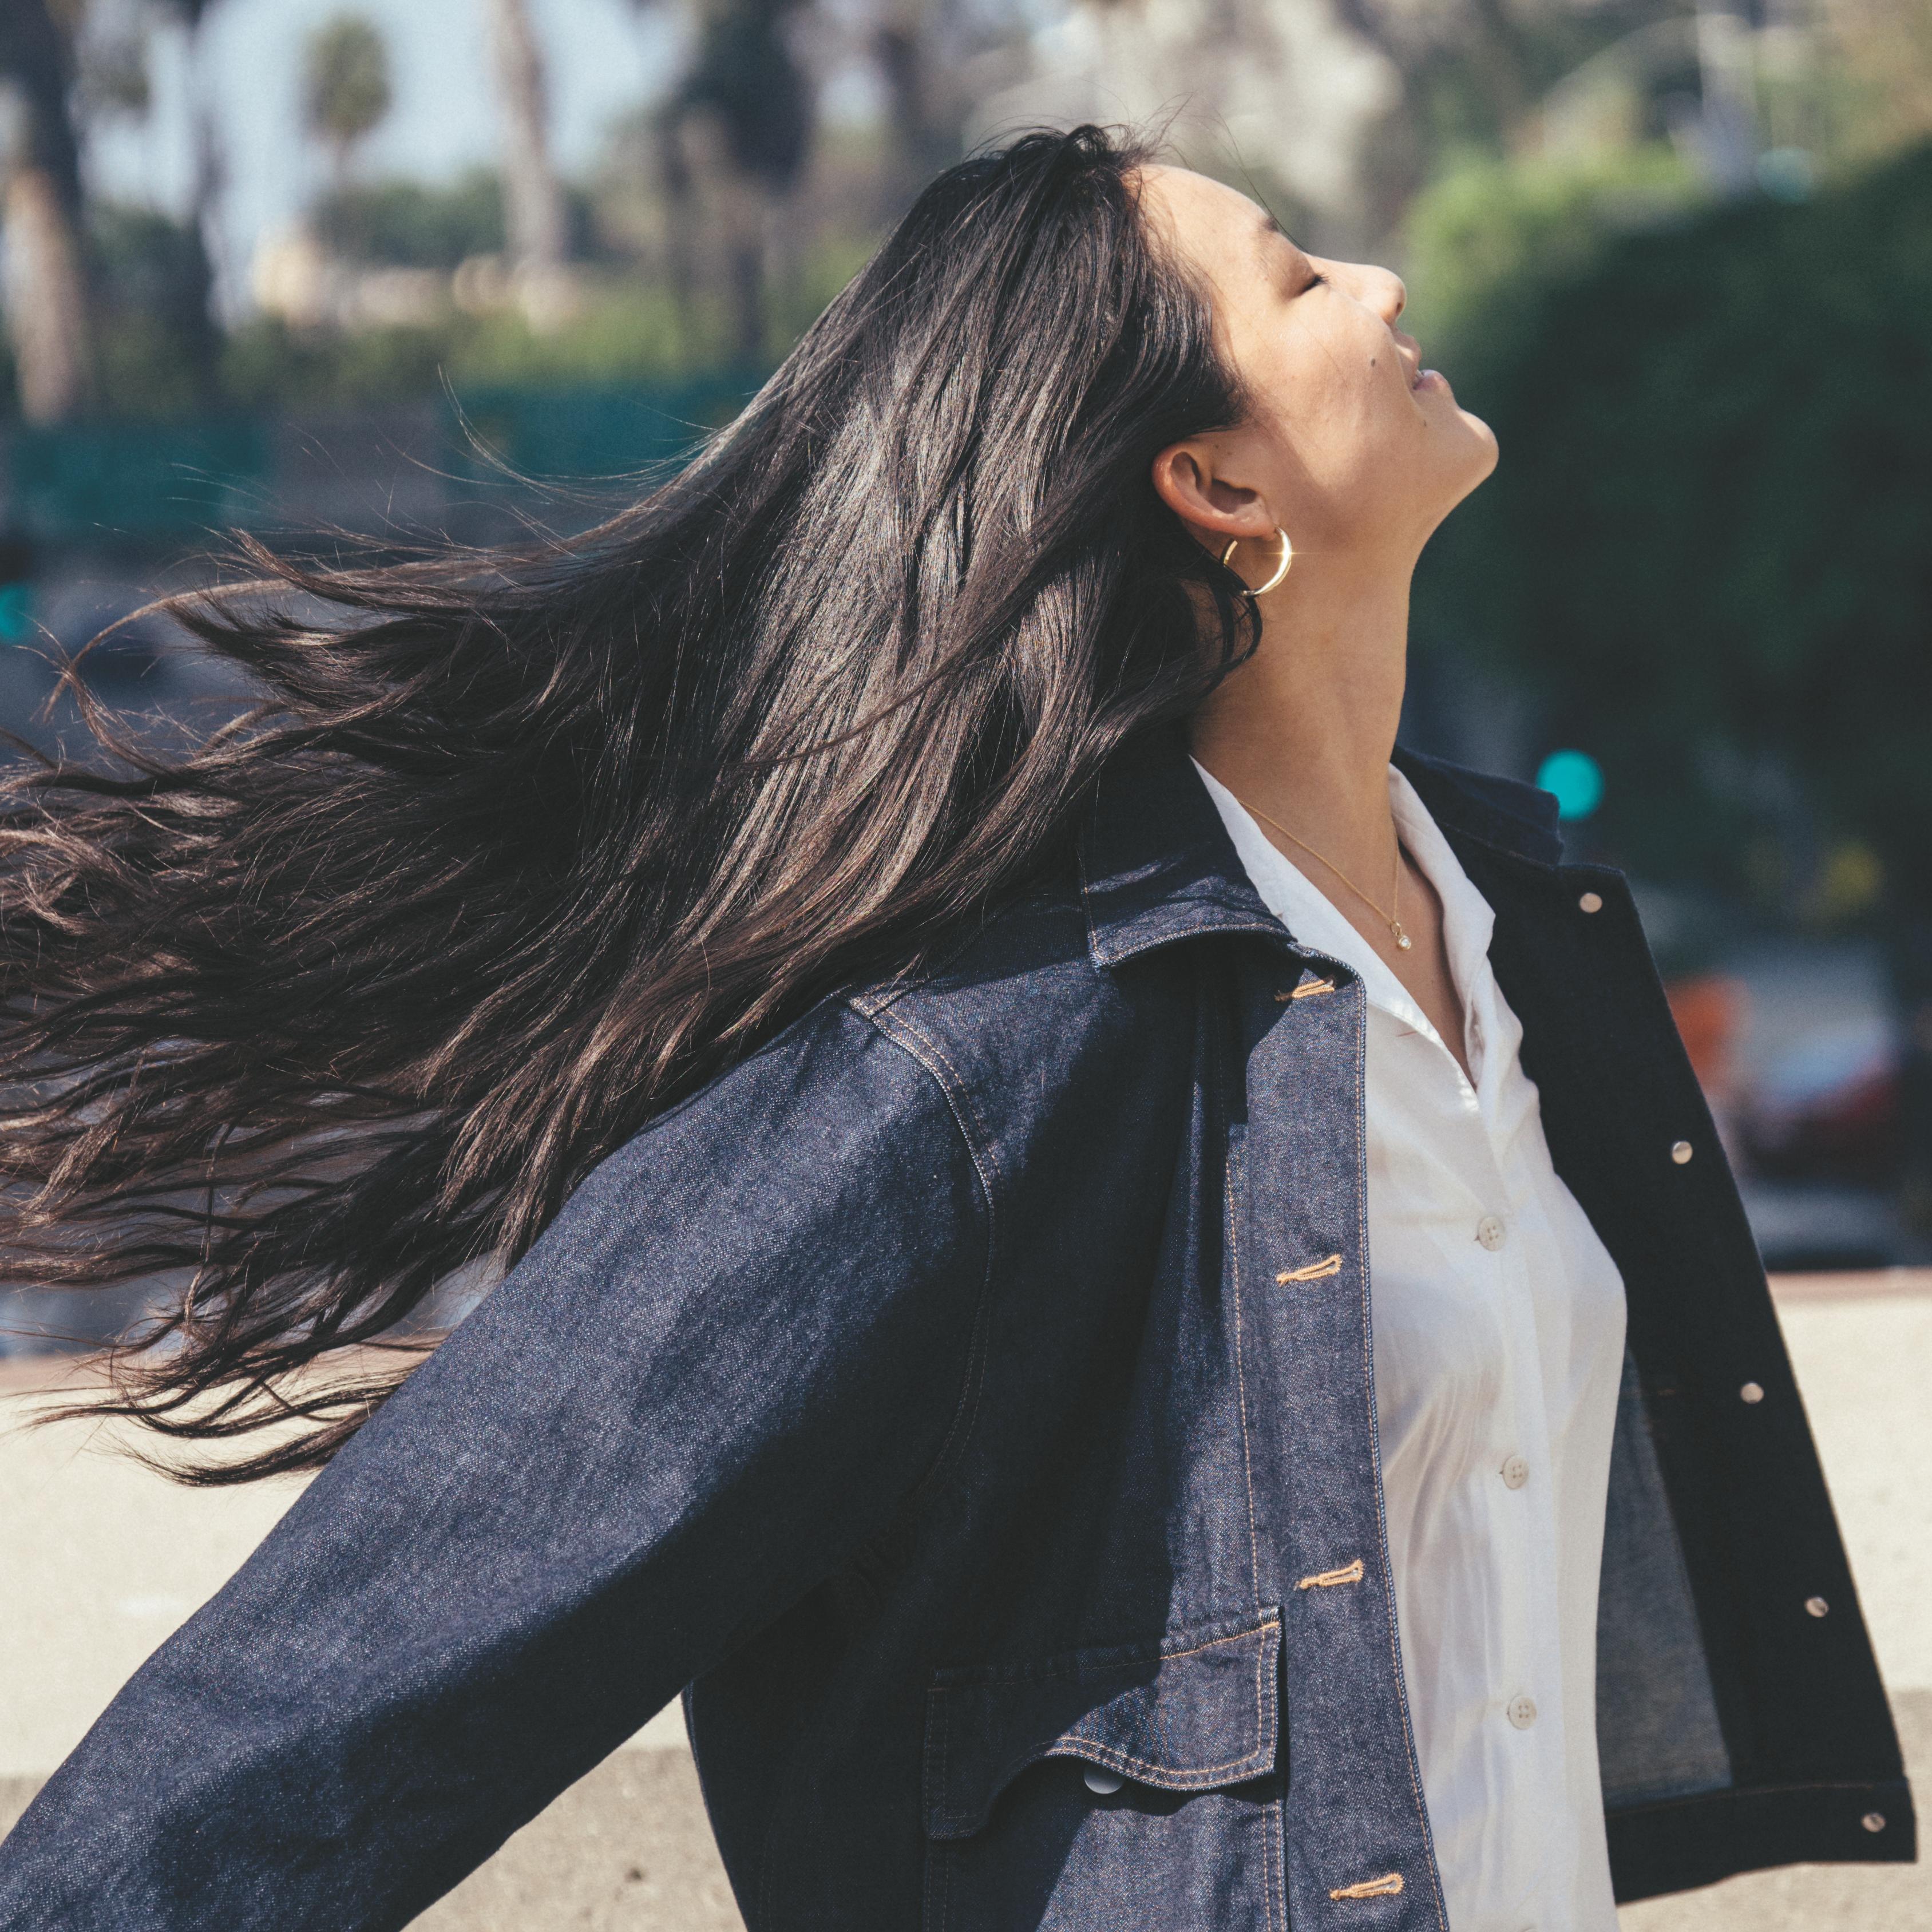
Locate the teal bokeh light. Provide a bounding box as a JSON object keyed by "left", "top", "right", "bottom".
{"left": 1534, "top": 749, "right": 1604, "bottom": 822}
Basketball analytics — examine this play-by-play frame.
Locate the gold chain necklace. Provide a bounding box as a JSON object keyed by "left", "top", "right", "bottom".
{"left": 1235, "top": 794, "right": 1413, "bottom": 952}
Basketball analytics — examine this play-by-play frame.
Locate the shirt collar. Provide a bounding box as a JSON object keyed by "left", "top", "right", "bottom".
{"left": 1077, "top": 731, "right": 1562, "bottom": 973}
{"left": 1191, "top": 759, "right": 1496, "bottom": 1024}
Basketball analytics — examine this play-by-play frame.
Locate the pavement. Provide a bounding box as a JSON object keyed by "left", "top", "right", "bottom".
{"left": 2, "top": 1273, "right": 1927, "bottom": 1929}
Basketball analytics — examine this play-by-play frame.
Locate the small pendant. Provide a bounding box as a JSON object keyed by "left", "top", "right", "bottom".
{"left": 1392, "top": 923, "right": 1413, "bottom": 951}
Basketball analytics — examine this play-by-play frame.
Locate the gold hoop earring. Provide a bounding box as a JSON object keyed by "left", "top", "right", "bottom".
{"left": 1220, "top": 526, "right": 1293, "bottom": 597}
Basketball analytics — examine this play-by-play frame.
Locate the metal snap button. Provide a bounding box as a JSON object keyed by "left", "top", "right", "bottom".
{"left": 1863, "top": 1812, "right": 1887, "bottom": 1833}
{"left": 1740, "top": 1381, "right": 1764, "bottom": 1404}
{"left": 1083, "top": 1765, "right": 1125, "bottom": 1795}
{"left": 1476, "top": 1215, "right": 1507, "bottom": 1251}
{"left": 1805, "top": 1596, "right": 1830, "bottom": 1618}
{"left": 1506, "top": 1695, "right": 1538, "bottom": 1729}
{"left": 1670, "top": 1140, "right": 1694, "bottom": 1165}
{"left": 1501, "top": 1455, "right": 1530, "bottom": 1490}
{"left": 1578, "top": 892, "right": 1604, "bottom": 913}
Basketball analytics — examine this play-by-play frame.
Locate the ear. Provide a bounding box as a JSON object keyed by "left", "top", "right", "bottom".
{"left": 1150, "top": 438, "right": 1277, "bottom": 550}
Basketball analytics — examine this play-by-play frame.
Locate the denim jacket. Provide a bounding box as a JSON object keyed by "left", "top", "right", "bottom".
{"left": 0, "top": 738, "right": 1914, "bottom": 1931}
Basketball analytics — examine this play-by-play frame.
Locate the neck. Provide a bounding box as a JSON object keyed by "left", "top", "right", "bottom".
{"left": 1187, "top": 546, "right": 1414, "bottom": 898}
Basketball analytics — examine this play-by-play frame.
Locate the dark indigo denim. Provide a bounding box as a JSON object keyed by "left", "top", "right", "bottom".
{"left": 0, "top": 737, "right": 1914, "bottom": 1931}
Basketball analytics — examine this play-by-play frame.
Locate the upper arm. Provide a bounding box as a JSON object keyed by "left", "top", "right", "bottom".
{"left": 0, "top": 1001, "right": 990, "bottom": 1931}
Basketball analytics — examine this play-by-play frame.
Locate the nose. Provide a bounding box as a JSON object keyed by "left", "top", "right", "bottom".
{"left": 1334, "top": 260, "right": 1406, "bottom": 325}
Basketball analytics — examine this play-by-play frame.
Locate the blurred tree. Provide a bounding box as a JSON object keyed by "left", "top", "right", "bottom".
{"left": 1822, "top": 0, "right": 1932, "bottom": 157}
{"left": 484, "top": 0, "right": 568, "bottom": 277}
{"left": 0, "top": 0, "right": 97, "bottom": 421}
{"left": 1333, "top": 0, "right": 1693, "bottom": 235}
{"left": 303, "top": 13, "right": 393, "bottom": 189}
{"left": 75, "top": 2, "right": 223, "bottom": 407}
{"left": 75, "top": 18, "right": 152, "bottom": 121}
{"left": 313, "top": 171, "right": 507, "bottom": 268}
{"left": 659, "top": 0, "right": 813, "bottom": 363}
{"left": 171, "top": 0, "right": 231, "bottom": 396}
{"left": 92, "top": 203, "right": 222, "bottom": 417}
{"left": 1401, "top": 142, "right": 1703, "bottom": 375}
{"left": 1414, "top": 140, "right": 1932, "bottom": 920}
{"left": 869, "top": 0, "right": 970, "bottom": 203}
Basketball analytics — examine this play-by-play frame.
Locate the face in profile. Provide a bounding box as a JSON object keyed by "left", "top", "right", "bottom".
{"left": 1139, "top": 165, "right": 1498, "bottom": 568}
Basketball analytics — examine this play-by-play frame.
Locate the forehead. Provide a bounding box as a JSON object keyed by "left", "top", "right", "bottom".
{"left": 1137, "top": 165, "right": 1282, "bottom": 287}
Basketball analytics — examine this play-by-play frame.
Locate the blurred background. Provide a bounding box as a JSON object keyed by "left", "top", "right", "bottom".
{"left": 0, "top": 0, "right": 1928, "bottom": 1329}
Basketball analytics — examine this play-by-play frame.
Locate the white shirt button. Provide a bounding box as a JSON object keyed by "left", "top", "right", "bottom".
{"left": 1501, "top": 1455, "right": 1530, "bottom": 1490}
{"left": 1476, "top": 1215, "right": 1507, "bottom": 1250}
{"left": 1083, "top": 1764, "right": 1125, "bottom": 1794}
{"left": 1506, "top": 1695, "right": 1538, "bottom": 1730}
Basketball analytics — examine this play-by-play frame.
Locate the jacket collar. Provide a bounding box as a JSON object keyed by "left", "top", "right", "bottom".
{"left": 1078, "top": 730, "right": 1564, "bottom": 971}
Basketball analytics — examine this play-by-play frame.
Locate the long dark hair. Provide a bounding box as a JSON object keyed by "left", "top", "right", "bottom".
{"left": 0, "top": 126, "right": 1252, "bottom": 1480}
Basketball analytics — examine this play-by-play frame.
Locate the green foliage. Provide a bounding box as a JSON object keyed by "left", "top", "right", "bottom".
{"left": 220, "top": 278, "right": 724, "bottom": 411}
{"left": 303, "top": 13, "right": 392, "bottom": 160}
{"left": 88, "top": 204, "right": 217, "bottom": 418}
{"left": 1402, "top": 142, "right": 1705, "bottom": 381}
{"left": 1415, "top": 141, "right": 1932, "bottom": 913}
{"left": 312, "top": 171, "right": 506, "bottom": 268}
{"left": 96, "top": 311, "right": 206, "bottom": 419}
{"left": 446, "top": 281, "right": 695, "bottom": 386}
{"left": 221, "top": 315, "right": 454, "bottom": 411}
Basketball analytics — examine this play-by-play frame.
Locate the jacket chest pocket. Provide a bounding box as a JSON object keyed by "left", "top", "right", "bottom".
{"left": 921, "top": 1609, "right": 1285, "bottom": 1931}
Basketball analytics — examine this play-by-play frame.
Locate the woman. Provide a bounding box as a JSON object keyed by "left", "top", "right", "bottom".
{"left": 0, "top": 128, "right": 1910, "bottom": 1930}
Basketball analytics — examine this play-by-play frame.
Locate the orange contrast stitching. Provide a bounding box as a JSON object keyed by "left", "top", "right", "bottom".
{"left": 1278, "top": 976, "right": 1336, "bottom": 1001}
{"left": 1262, "top": 1785, "right": 1282, "bottom": 1932}
{"left": 1296, "top": 1558, "right": 1364, "bottom": 1590}
{"left": 1330, "top": 1874, "right": 1404, "bottom": 1901}
{"left": 1275, "top": 1253, "right": 1342, "bottom": 1285}
{"left": 1227, "top": 1140, "right": 1262, "bottom": 1610}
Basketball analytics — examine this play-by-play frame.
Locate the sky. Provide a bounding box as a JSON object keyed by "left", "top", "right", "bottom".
{"left": 85, "top": 0, "right": 688, "bottom": 314}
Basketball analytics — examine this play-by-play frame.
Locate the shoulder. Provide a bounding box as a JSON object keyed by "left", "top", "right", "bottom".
{"left": 847, "top": 872, "right": 1201, "bottom": 1205}
{"left": 1393, "top": 745, "right": 1565, "bottom": 868}
{"left": 559, "top": 997, "right": 991, "bottom": 1276}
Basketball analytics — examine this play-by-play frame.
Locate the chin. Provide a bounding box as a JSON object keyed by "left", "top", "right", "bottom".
{"left": 1427, "top": 420, "right": 1499, "bottom": 524}
{"left": 1456, "top": 408, "right": 1500, "bottom": 482}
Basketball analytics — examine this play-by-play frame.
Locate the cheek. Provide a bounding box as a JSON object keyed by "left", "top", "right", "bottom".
{"left": 1262, "top": 350, "right": 1414, "bottom": 507}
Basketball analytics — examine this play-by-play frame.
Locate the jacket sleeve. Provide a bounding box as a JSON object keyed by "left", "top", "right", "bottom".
{"left": 0, "top": 1001, "right": 991, "bottom": 1931}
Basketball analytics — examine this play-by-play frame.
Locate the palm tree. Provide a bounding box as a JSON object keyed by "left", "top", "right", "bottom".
{"left": 659, "top": 0, "right": 814, "bottom": 365}
{"left": 302, "top": 13, "right": 393, "bottom": 192}
{"left": 0, "top": 0, "right": 96, "bottom": 422}
{"left": 483, "top": 0, "right": 568, "bottom": 276}
{"left": 80, "top": 1, "right": 224, "bottom": 400}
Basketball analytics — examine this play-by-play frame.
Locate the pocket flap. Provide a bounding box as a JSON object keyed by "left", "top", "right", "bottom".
{"left": 923, "top": 1609, "right": 1281, "bottom": 1840}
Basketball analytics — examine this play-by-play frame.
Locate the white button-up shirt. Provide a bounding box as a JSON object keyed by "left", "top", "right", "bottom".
{"left": 1195, "top": 759, "right": 1628, "bottom": 1932}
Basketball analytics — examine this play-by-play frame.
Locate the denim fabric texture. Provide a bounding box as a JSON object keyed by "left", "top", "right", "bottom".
{"left": 0, "top": 734, "right": 1914, "bottom": 1931}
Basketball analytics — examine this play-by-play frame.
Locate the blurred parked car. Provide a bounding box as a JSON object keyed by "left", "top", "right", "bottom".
{"left": 1667, "top": 939, "right": 1913, "bottom": 1270}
